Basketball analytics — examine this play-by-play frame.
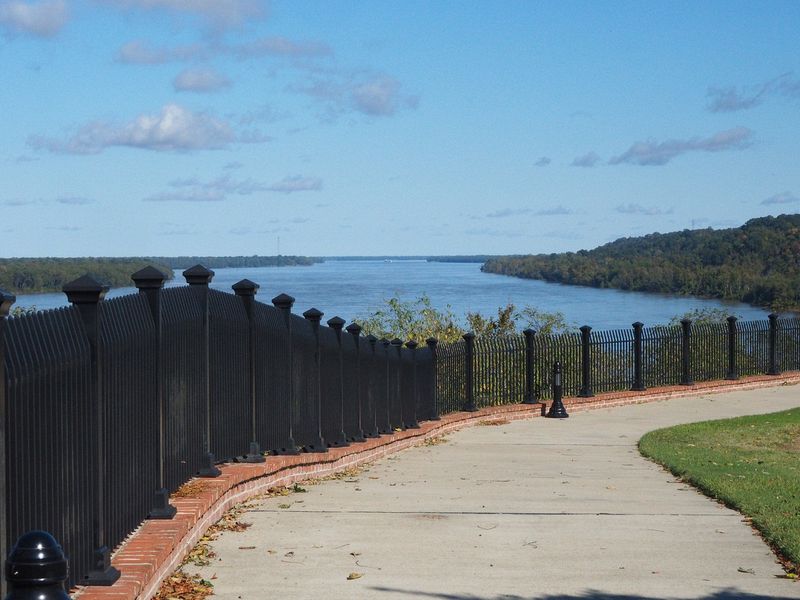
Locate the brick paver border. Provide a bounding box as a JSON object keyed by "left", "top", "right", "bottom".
{"left": 73, "top": 373, "right": 800, "bottom": 599}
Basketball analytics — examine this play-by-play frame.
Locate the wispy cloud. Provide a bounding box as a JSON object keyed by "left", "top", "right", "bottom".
{"left": 707, "top": 73, "right": 800, "bottom": 112}
{"left": 486, "top": 208, "right": 532, "bottom": 218}
{"left": 616, "top": 203, "right": 673, "bottom": 216}
{"left": 144, "top": 173, "right": 322, "bottom": 202}
{"left": 266, "top": 175, "right": 322, "bottom": 193}
{"left": 173, "top": 67, "right": 231, "bottom": 93}
{"left": 536, "top": 205, "right": 571, "bottom": 216}
{"left": 97, "top": 0, "right": 266, "bottom": 32}
{"left": 29, "top": 104, "right": 244, "bottom": 154}
{"left": 609, "top": 127, "right": 753, "bottom": 166}
{"left": 761, "top": 191, "right": 798, "bottom": 205}
{"left": 233, "top": 36, "right": 332, "bottom": 59}
{"left": 571, "top": 152, "right": 602, "bottom": 168}
{"left": 56, "top": 196, "right": 94, "bottom": 205}
{"left": 0, "top": 0, "right": 68, "bottom": 37}
{"left": 534, "top": 156, "right": 551, "bottom": 167}
{"left": 116, "top": 40, "right": 208, "bottom": 64}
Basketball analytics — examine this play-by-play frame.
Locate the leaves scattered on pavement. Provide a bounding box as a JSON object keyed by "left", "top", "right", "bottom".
{"left": 154, "top": 572, "right": 214, "bottom": 600}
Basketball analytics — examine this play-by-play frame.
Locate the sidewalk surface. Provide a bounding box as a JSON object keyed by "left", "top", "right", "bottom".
{"left": 187, "top": 385, "right": 800, "bottom": 600}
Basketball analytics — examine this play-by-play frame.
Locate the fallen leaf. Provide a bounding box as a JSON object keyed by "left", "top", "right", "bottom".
{"left": 347, "top": 572, "right": 363, "bottom": 580}
{"left": 738, "top": 567, "right": 755, "bottom": 575}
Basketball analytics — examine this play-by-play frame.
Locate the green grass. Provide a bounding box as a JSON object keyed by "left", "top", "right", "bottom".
{"left": 639, "top": 408, "right": 800, "bottom": 575}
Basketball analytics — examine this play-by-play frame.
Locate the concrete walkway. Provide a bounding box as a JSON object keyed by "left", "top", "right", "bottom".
{"left": 187, "top": 385, "right": 800, "bottom": 600}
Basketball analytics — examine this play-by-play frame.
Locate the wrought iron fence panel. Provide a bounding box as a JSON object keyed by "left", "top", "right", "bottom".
{"left": 252, "top": 301, "right": 293, "bottom": 454}
{"left": 737, "top": 319, "right": 771, "bottom": 376}
{"left": 371, "top": 341, "right": 391, "bottom": 434}
{"left": 590, "top": 327, "right": 634, "bottom": 393}
{"left": 473, "top": 335, "right": 525, "bottom": 407}
{"left": 641, "top": 325, "right": 682, "bottom": 388}
{"left": 531, "top": 332, "right": 581, "bottom": 400}
{"left": 99, "top": 294, "right": 159, "bottom": 567}
{"left": 387, "top": 343, "right": 403, "bottom": 430}
{"left": 341, "top": 332, "right": 363, "bottom": 441}
{"left": 319, "top": 325, "right": 346, "bottom": 447}
{"left": 778, "top": 318, "right": 800, "bottom": 372}
{"left": 436, "top": 340, "right": 465, "bottom": 414}
{"left": 416, "top": 346, "right": 436, "bottom": 421}
{"left": 400, "top": 347, "right": 417, "bottom": 426}
{"left": 160, "top": 287, "right": 205, "bottom": 490}
{"left": 690, "top": 322, "right": 727, "bottom": 382}
{"left": 290, "top": 315, "right": 323, "bottom": 451}
{"left": 208, "top": 289, "right": 250, "bottom": 462}
{"left": 4, "top": 307, "right": 94, "bottom": 590}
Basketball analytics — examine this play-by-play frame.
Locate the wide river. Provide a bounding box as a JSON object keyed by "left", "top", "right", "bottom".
{"left": 12, "top": 260, "right": 772, "bottom": 330}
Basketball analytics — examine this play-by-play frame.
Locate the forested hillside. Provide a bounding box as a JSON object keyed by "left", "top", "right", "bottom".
{"left": 482, "top": 214, "right": 800, "bottom": 310}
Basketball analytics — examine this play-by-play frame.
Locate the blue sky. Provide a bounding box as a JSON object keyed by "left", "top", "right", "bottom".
{"left": 1, "top": 0, "right": 799, "bottom": 257}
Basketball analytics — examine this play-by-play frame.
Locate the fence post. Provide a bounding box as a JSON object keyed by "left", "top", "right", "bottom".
{"left": 0, "top": 288, "right": 15, "bottom": 596}
{"left": 767, "top": 313, "right": 780, "bottom": 375}
{"left": 425, "top": 337, "right": 441, "bottom": 421}
{"left": 272, "top": 294, "right": 299, "bottom": 454}
{"left": 631, "top": 322, "right": 646, "bottom": 391}
{"left": 726, "top": 316, "right": 739, "bottom": 380}
{"left": 303, "top": 308, "right": 327, "bottom": 452}
{"left": 381, "top": 339, "right": 393, "bottom": 432}
{"left": 346, "top": 323, "right": 372, "bottom": 439}
{"left": 4, "top": 531, "right": 70, "bottom": 599}
{"left": 463, "top": 332, "right": 477, "bottom": 412}
{"left": 680, "top": 318, "right": 694, "bottom": 385}
{"left": 522, "top": 329, "right": 538, "bottom": 404}
{"left": 63, "top": 275, "right": 120, "bottom": 585}
{"left": 326, "top": 316, "right": 349, "bottom": 447}
{"left": 183, "top": 265, "right": 221, "bottom": 477}
{"left": 578, "top": 325, "right": 594, "bottom": 398}
{"left": 233, "top": 279, "right": 266, "bottom": 463}
{"left": 131, "top": 267, "right": 177, "bottom": 519}
{"left": 390, "top": 338, "right": 405, "bottom": 428}
{"left": 405, "top": 341, "right": 420, "bottom": 428}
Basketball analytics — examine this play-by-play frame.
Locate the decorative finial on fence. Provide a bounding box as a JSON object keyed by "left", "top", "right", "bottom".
{"left": 346, "top": 323, "right": 362, "bottom": 336}
{"left": 232, "top": 279, "right": 259, "bottom": 296}
{"left": 0, "top": 288, "right": 15, "bottom": 317}
{"left": 182, "top": 264, "right": 214, "bottom": 285}
{"left": 4, "top": 531, "right": 70, "bottom": 600}
{"left": 131, "top": 266, "right": 167, "bottom": 289}
{"left": 271, "top": 293, "right": 295, "bottom": 309}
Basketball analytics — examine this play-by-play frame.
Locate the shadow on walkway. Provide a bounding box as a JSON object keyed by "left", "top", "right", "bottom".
{"left": 367, "top": 588, "right": 799, "bottom": 600}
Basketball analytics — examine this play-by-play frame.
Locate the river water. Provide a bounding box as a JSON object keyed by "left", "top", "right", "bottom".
{"left": 11, "top": 260, "right": 771, "bottom": 330}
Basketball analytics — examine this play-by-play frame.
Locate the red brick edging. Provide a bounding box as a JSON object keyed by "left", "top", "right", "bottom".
{"left": 73, "top": 373, "right": 800, "bottom": 600}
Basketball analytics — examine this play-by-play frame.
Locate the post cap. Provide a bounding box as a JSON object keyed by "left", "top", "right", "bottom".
{"left": 632, "top": 321, "right": 644, "bottom": 328}
{"left": 346, "top": 323, "right": 362, "bottom": 336}
{"left": 462, "top": 331, "right": 475, "bottom": 341}
{"left": 182, "top": 264, "right": 214, "bottom": 285}
{"left": 727, "top": 315, "right": 738, "bottom": 323}
{"left": 5, "top": 530, "right": 69, "bottom": 585}
{"left": 131, "top": 265, "right": 167, "bottom": 290}
{"left": 768, "top": 313, "right": 779, "bottom": 320}
{"left": 680, "top": 318, "right": 692, "bottom": 326}
{"left": 63, "top": 275, "right": 109, "bottom": 304}
{"left": 271, "top": 293, "right": 295, "bottom": 309}
{"left": 425, "top": 337, "right": 438, "bottom": 347}
{"left": 405, "top": 340, "right": 418, "bottom": 349}
{"left": 232, "top": 279, "right": 259, "bottom": 297}
{"left": 579, "top": 324, "right": 592, "bottom": 333}
{"left": 390, "top": 337, "right": 404, "bottom": 346}
{"left": 303, "top": 307, "right": 323, "bottom": 322}
{"left": 522, "top": 328, "right": 536, "bottom": 337}
{"left": 0, "top": 288, "right": 16, "bottom": 317}
{"left": 327, "top": 316, "right": 345, "bottom": 330}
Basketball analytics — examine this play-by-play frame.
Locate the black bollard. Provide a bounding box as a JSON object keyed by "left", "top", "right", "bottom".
{"left": 4, "top": 531, "right": 71, "bottom": 600}
{"left": 545, "top": 362, "right": 568, "bottom": 419}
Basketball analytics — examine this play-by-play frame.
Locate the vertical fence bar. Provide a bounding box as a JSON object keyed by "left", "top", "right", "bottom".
{"left": 463, "top": 332, "right": 477, "bottom": 412}
{"left": 62, "top": 276, "right": 120, "bottom": 585}
{"left": 271, "top": 294, "right": 299, "bottom": 454}
{"left": 522, "top": 329, "right": 538, "bottom": 404}
{"left": 726, "top": 316, "right": 738, "bottom": 380}
{"left": 0, "top": 289, "right": 14, "bottom": 598}
{"left": 131, "top": 267, "right": 177, "bottom": 518}
{"left": 680, "top": 318, "right": 694, "bottom": 385}
{"left": 233, "top": 279, "right": 266, "bottom": 463}
{"left": 631, "top": 322, "right": 645, "bottom": 391}
{"left": 578, "top": 325, "right": 594, "bottom": 397}
{"left": 183, "top": 265, "right": 221, "bottom": 477}
{"left": 426, "top": 338, "right": 441, "bottom": 420}
{"left": 767, "top": 313, "right": 780, "bottom": 375}
{"left": 405, "top": 341, "right": 420, "bottom": 428}
{"left": 302, "top": 308, "right": 327, "bottom": 451}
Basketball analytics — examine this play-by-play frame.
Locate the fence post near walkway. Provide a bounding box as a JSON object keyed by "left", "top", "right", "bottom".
{"left": 523, "top": 329, "right": 538, "bottom": 404}
{"left": 463, "top": 332, "right": 477, "bottom": 412}
{"left": 726, "top": 316, "right": 739, "bottom": 381}
{"left": 272, "top": 293, "right": 299, "bottom": 454}
{"left": 578, "top": 325, "right": 594, "bottom": 398}
{"left": 680, "top": 318, "right": 694, "bottom": 386}
{"left": 767, "top": 313, "right": 780, "bottom": 376}
{"left": 631, "top": 322, "right": 646, "bottom": 391}
{"left": 426, "top": 337, "right": 441, "bottom": 420}
{"left": 234, "top": 279, "right": 266, "bottom": 463}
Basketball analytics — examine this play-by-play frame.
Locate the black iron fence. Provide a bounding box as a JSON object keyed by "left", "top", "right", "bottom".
{"left": 0, "top": 266, "right": 436, "bottom": 592}
{"left": 436, "top": 314, "right": 800, "bottom": 410}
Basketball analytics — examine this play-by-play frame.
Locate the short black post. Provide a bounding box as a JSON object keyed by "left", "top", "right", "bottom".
{"left": 303, "top": 308, "right": 327, "bottom": 452}
{"left": 426, "top": 337, "right": 441, "bottom": 421}
{"left": 347, "top": 323, "right": 373, "bottom": 439}
{"left": 405, "top": 341, "right": 420, "bottom": 428}
{"left": 271, "top": 294, "right": 299, "bottom": 454}
{"left": 522, "top": 328, "right": 538, "bottom": 404}
{"left": 578, "top": 325, "right": 594, "bottom": 398}
{"left": 0, "top": 288, "right": 15, "bottom": 595}
{"left": 767, "top": 313, "right": 780, "bottom": 375}
{"left": 184, "top": 265, "right": 221, "bottom": 477}
{"left": 4, "top": 531, "right": 70, "bottom": 599}
{"left": 726, "top": 316, "right": 739, "bottom": 380}
{"left": 326, "top": 316, "right": 349, "bottom": 447}
{"left": 63, "top": 275, "right": 120, "bottom": 585}
{"left": 631, "top": 322, "right": 646, "bottom": 391}
{"left": 680, "top": 318, "right": 694, "bottom": 386}
{"left": 131, "top": 266, "right": 177, "bottom": 519}
{"left": 545, "top": 362, "right": 568, "bottom": 418}
{"left": 234, "top": 279, "right": 266, "bottom": 463}
{"left": 463, "top": 332, "right": 477, "bottom": 412}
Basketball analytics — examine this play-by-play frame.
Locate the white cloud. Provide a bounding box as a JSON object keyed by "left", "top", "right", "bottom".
{"left": 352, "top": 76, "right": 417, "bottom": 116}
{"left": 616, "top": 203, "right": 673, "bottom": 216}
{"left": 761, "top": 191, "right": 798, "bottom": 205}
{"left": 609, "top": 127, "right": 753, "bottom": 166}
{"left": 98, "top": 0, "right": 266, "bottom": 31}
{"left": 173, "top": 67, "right": 231, "bottom": 93}
{"left": 571, "top": 152, "right": 602, "bottom": 167}
{"left": 30, "top": 104, "right": 239, "bottom": 154}
{"left": 233, "top": 36, "right": 332, "bottom": 58}
{"left": 707, "top": 73, "right": 800, "bottom": 113}
{"left": 116, "top": 40, "right": 208, "bottom": 64}
{"left": 0, "top": 0, "right": 68, "bottom": 37}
